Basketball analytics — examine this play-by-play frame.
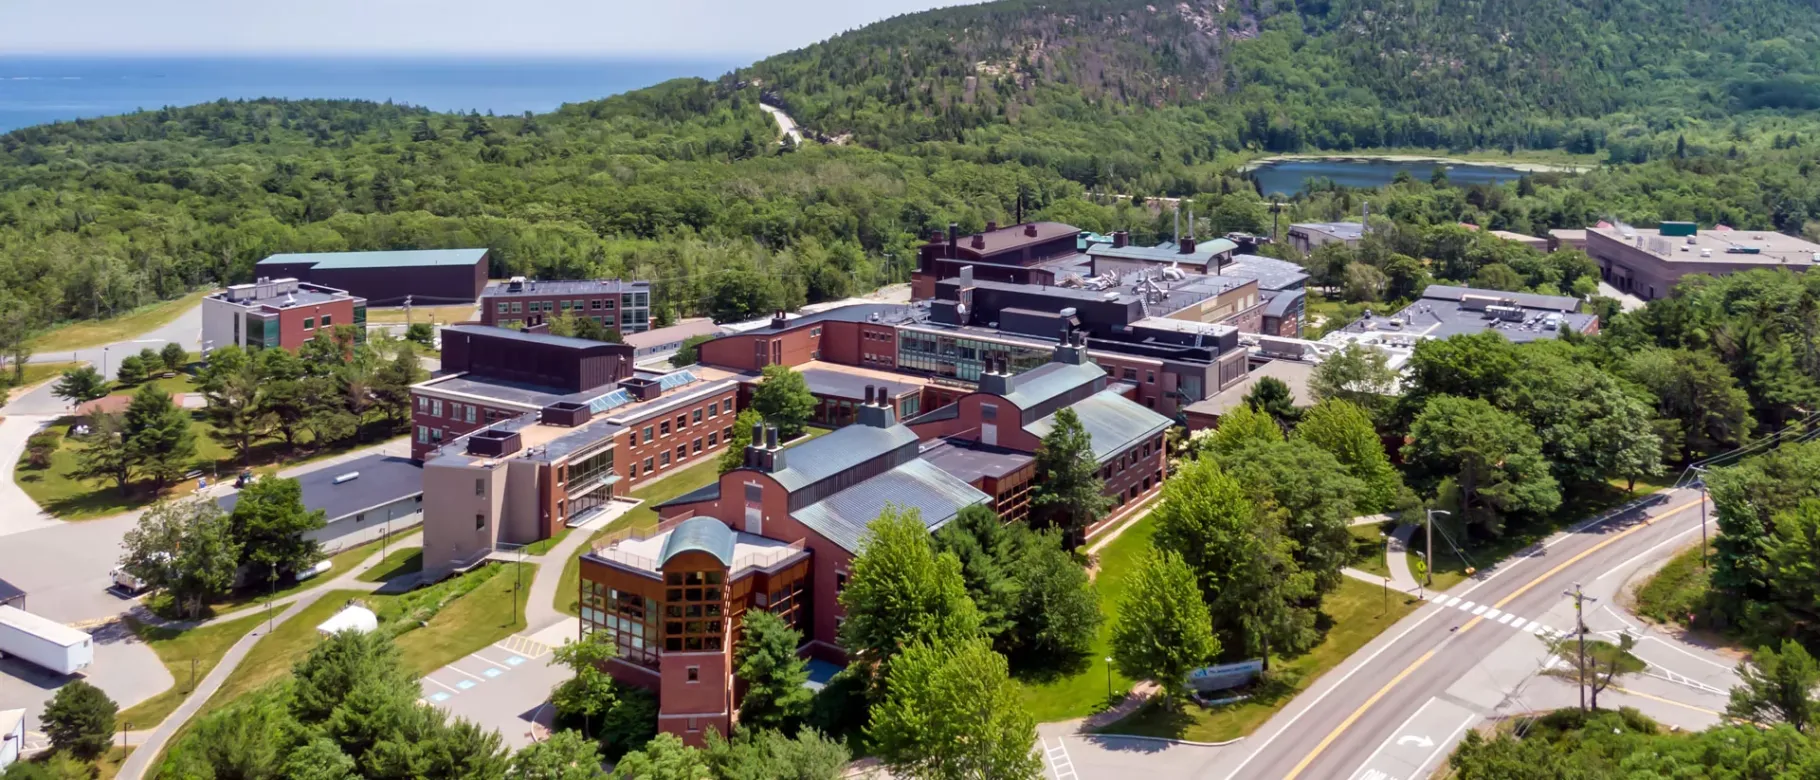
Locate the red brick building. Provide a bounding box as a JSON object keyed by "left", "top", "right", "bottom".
{"left": 912, "top": 222, "right": 1082, "bottom": 299}
{"left": 200, "top": 278, "right": 365, "bottom": 353}
{"left": 478, "top": 278, "right": 652, "bottom": 335}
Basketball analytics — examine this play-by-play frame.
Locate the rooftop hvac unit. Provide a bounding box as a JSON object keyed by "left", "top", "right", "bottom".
{"left": 1458, "top": 294, "right": 1502, "bottom": 311}
{"left": 1702, "top": 248, "right": 1713, "bottom": 258}
{"left": 1485, "top": 305, "right": 1526, "bottom": 322}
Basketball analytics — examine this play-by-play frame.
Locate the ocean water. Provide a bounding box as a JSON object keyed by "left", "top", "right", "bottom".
{"left": 0, "top": 56, "right": 753, "bottom": 132}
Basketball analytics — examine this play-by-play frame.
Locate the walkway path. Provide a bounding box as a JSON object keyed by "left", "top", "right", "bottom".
{"left": 1385, "top": 523, "right": 1422, "bottom": 592}
{"left": 115, "top": 537, "right": 407, "bottom": 780}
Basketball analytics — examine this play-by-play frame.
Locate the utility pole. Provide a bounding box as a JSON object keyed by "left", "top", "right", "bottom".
{"left": 1564, "top": 583, "right": 1598, "bottom": 710}
{"left": 1425, "top": 509, "right": 1450, "bottom": 587}
{"left": 1692, "top": 467, "right": 1710, "bottom": 570}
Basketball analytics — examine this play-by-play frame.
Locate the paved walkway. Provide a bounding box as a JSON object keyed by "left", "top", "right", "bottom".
{"left": 1386, "top": 523, "right": 1422, "bottom": 592}
{"left": 0, "top": 415, "right": 60, "bottom": 537}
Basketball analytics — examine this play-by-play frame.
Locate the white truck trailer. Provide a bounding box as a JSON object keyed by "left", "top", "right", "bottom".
{"left": 0, "top": 605, "right": 93, "bottom": 675}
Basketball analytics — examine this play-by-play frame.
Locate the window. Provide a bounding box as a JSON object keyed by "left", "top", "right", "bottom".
{"left": 590, "top": 299, "right": 602, "bottom": 310}
{"left": 660, "top": 421, "right": 671, "bottom": 436}
{"left": 675, "top": 444, "right": 687, "bottom": 461}
{"left": 560, "top": 300, "right": 571, "bottom": 311}
{"left": 580, "top": 582, "right": 658, "bottom": 666}
{"left": 643, "top": 457, "right": 654, "bottom": 473}
{"left": 543, "top": 301, "right": 555, "bottom": 312}
{"left": 707, "top": 404, "right": 718, "bottom": 418}
{"left": 810, "top": 326, "right": 822, "bottom": 337}
{"left": 418, "top": 396, "right": 429, "bottom": 412}
{"left": 475, "top": 479, "right": 486, "bottom": 496}
{"left": 676, "top": 414, "right": 687, "bottom": 429}
{"left": 660, "top": 451, "right": 671, "bottom": 466}
{"left": 431, "top": 428, "right": 442, "bottom": 442}
{"left": 663, "top": 570, "right": 725, "bottom": 652}
{"left": 355, "top": 513, "right": 365, "bottom": 523}
{"left": 1122, "top": 367, "right": 1138, "bottom": 381}
{"left": 302, "top": 317, "right": 315, "bottom": 330}
{"left": 321, "top": 314, "right": 332, "bottom": 328}
{"left": 431, "top": 399, "right": 443, "bottom": 417}
{"left": 465, "top": 405, "right": 476, "bottom": 424}
{"left": 1146, "top": 370, "right": 1155, "bottom": 384}
{"left": 497, "top": 302, "right": 510, "bottom": 314}
{"left": 708, "top": 432, "right": 718, "bottom": 447}
{"left": 642, "top": 426, "right": 654, "bottom": 444}
{"left": 723, "top": 426, "right": 733, "bottom": 442}
{"left": 416, "top": 426, "right": 428, "bottom": 444}
{"left": 835, "top": 571, "right": 849, "bottom": 593}
{"left": 629, "top": 461, "right": 639, "bottom": 479}
{"left": 692, "top": 438, "right": 703, "bottom": 454}
{"left": 687, "top": 718, "right": 699, "bottom": 733}
{"left": 686, "top": 666, "right": 699, "bottom": 683}
{"left": 722, "top": 398, "right": 733, "bottom": 414}
{"left": 603, "top": 298, "right": 615, "bottom": 310}
{"left": 980, "top": 403, "right": 997, "bottom": 421}
{"left": 511, "top": 301, "right": 523, "bottom": 314}
{"left": 476, "top": 513, "right": 485, "bottom": 530}
{"left": 692, "top": 409, "right": 702, "bottom": 424}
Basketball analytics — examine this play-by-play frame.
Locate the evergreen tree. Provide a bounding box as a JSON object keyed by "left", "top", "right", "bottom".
{"left": 1029, "top": 407, "right": 1112, "bottom": 545}
{"left": 74, "top": 411, "right": 134, "bottom": 495}
{"left": 123, "top": 383, "right": 195, "bottom": 493}
{"left": 1005, "top": 529, "right": 1101, "bottom": 668}
{"left": 40, "top": 680, "right": 117, "bottom": 760}
{"left": 1728, "top": 640, "right": 1820, "bottom": 732}
{"left": 1243, "top": 375, "right": 1304, "bottom": 429}
{"left": 50, "top": 366, "right": 107, "bottom": 405}
{"left": 732, "top": 611, "right": 813, "bottom": 732}
{"left": 932, "top": 504, "right": 1021, "bottom": 643}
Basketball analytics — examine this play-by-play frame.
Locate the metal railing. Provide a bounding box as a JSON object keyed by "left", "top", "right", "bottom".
{"left": 731, "top": 539, "right": 807, "bottom": 575}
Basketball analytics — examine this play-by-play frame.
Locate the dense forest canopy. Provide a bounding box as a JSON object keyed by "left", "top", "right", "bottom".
{"left": 4, "top": 0, "right": 1820, "bottom": 337}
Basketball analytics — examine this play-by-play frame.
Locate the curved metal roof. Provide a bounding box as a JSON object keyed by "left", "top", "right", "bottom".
{"left": 659, "top": 517, "right": 736, "bottom": 568}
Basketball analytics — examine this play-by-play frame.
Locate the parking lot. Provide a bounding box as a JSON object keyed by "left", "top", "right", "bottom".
{"left": 0, "top": 619, "right": 171, "bottom": 752}
{"left": 418, "top": 619, "right": 578, "bottom": 748}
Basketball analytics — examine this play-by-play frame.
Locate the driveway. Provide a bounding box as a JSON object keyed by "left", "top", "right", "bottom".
{"left": 0, "top": 416, "right": 60, "bottom": 538}
{"left": 419, "top": 619, "right": 576, "bottom": 749}
{"left": 6, "top": 303, "right": 203, "bottom": 417}
{"left": 0, "top": 619, "right": 172, "bottom": 756}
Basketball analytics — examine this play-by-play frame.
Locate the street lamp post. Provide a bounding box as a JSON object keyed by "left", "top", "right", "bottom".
{"left": 1692, "top": 467, "right": 1710, "bottom": 570}
{"left": 1424, "top": 509, "right": 1450, "bottom": 587}
{"left": 1104, "top": 656, "right": 1113, "bottom": 700}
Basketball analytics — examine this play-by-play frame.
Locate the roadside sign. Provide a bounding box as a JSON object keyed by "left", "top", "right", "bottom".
{"left": 1187, "top": 659, "right": 1264, "bottom": 692}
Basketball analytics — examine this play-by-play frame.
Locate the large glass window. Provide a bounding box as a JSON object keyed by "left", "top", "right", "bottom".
{"left": 581, "top": 581, "right": 658, "bottom": 667}
{"left": 569, "top": 447, "right": 615, "bottom": 489}
{"left": 663, "top": 571, "right": 725, "bottom": 652}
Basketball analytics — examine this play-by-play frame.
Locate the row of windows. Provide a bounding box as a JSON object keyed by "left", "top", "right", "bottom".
{"left": 637, "top": 398, "right": 733, "bottom": 445}
{"left": 1100, "top": 437, "right": 1160, "bottom": 480}
{"left": 579, "top": 580, "right": 659, "bottom": 667}
{"left": 416, "top": 396, "right": 482, "bottom": 425}
{"left": 301, "top": 313, "right": 333, "bottom": 331}
{"left": 497, "top": 298, "right": 620, "bottom": 315}
{"left": 415, "top": 425, "right": 444, "bottom": 444}
{"left": 627, "top": 428, "right": 731, "bottom": 482}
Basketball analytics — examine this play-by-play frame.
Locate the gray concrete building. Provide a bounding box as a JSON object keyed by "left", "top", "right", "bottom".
{"left": 219, "top": 455, "right": 423, "bottom": 553}
{"left": 1586, "top": 225, "right": 1819, "bottom": 300}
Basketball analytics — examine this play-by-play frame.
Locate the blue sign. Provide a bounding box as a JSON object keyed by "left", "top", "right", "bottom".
{"left": 1187, "top": 659, "right": 1264, "bottom": 692}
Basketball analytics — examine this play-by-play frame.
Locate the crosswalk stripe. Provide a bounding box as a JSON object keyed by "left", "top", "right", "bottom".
{"left": 1484, "top": 608, "right": 1503, "bottom": 620}
{"left": 1443, "top": 596, "right": 1461, "bottom": 607}
{"left": 1524, "top": 621, "right": 1542, "bottom": 633}
{"left": 1498, "top": 613, "right": 1516, "bottom": 625}
{"left": 1459, "top": 601, "right": 1476, "bottom": 612}
{"left": 1471, "top": 605, "right": 1488, "bottom": 616}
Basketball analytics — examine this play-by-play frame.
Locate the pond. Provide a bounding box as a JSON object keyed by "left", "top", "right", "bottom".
{"left": 1246, "top": 157, "right": 1559, "bottom": 196}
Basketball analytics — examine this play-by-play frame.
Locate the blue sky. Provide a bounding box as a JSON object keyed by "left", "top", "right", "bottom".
{"left": 6, "top": 0, "right": 979, "bottom": 57}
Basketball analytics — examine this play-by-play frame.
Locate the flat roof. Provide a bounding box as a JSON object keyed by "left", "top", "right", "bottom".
{"left": 923, "top": 221, "right": 1080, "bottom": 258}
{"left": 1221, "top": 255, "right": 1310, "bottom": 291}
{"left": 218, "top": 455, "right": 422, "bottom": 522}
{"left": 210, "top": 282, "right": 354, "bottom": 310}
{"left": 482, "top": 279, "right": 648, "bottom": 298}
{"left": 1589, "top": 226, "right": 1820, "bottom": 265}
{"left": 0, "top": 577, "right": 22, "bottom": 606}
{"left": 721, "top": 303, "right": 916, "bottom": 336}
{"left": 1087, "top": 238, "right": 1238, "bottom": 268}
{"left": 1184, "top": 359, "right": 1316, "bottom": 418}
{"left": 918, "top": 439, "right": 1032, "bottom": 483}
{"left": 259, "top": 248, "right": 489, "bottom": 270}
{"left": 443, "top": 324, "right": 624, "bottom": 351}
{"left": 1343, "top": 285, "right": 1597, "bottom": 343}
{"left": 625, "top": 319, "right": 723, "bottom": 352}
{"left": 797, "top": 363, "right": 928, "bottom": 400}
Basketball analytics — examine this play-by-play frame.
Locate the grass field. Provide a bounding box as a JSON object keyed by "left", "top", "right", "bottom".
{"left": 1632, "top": 543, "right": 1713, "bottom": 628}
{"left": 117, "top": 613, "right": 265, "bottom": 729}
{"left": 1014, "top": 512, "right": 1157, "bottom": 722}
{"left": 357, "top": 547, "right": 424, "bottom": 583}
{"left": 554, "top": 427, "right": 833, "bottom": 617}
{"left": 26, "top": 290, "right": 211, "bottom": 353}
{"left": 1102, "top": 576, "right": 1420, "bottom": 742}
{"left": 1349, "top": 523, "right": 1391, "bottom": 579}
{"left": 146, "top": 529, "right": 413, "bottom": 620}
{"left": 194, "top": 561, "right": 533, "bottom": 722}
{"left": 364, "top": 304, "right": 476, "bottom": 325}
{"left": 5, "top": 360, "right": 83, "bottom": 390}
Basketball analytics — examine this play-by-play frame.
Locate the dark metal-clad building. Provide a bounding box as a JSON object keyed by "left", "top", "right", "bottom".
{"left": 255, "top": 249, "right": 490, "bottom": 306}
{"left": 440, "top": 325, "right": 637, "bottom": 393}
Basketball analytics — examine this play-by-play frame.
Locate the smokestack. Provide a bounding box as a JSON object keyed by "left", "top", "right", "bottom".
{"left": 1112, "top": 231, "right": 1128, "bottom": 249}
{"left": 1174, "top": 209, "right": 1181, "bottom": 245}
{"left": 948, "top": 223, "right": 960, "bottom": 256}
{"left": 765, "top": 426, "right": 779, "bottom": 450}
{"left": 863, "top": 385, "right": 875, "bottom": 405}
{"left": 1180, "top": 237, "right": 1196, "bottom": 255}
{"left": 751, "top": 421, "right": 764, "bottom": 447}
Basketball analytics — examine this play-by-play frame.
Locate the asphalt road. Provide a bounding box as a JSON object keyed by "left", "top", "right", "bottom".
{"left": 6, "top": 303, "right": 203, "bottom": 416}
{"left": 1207, "top": 488, "right": 1730, "bottom": 780}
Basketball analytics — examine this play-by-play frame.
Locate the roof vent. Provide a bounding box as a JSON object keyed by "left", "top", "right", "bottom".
{"left": 332, "top": 472, "right": 360, "bottom": 485}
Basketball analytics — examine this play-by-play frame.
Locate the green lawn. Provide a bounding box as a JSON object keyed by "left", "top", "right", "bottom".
{"left": 357, "top": 547, "right": 424, "bottom": 583}
{"left": 13, "top": 413, "right": 407, "bottom": 521}
{"left": 365, "top": 304, "right": 476, "bottom": 325}
{"left": 393, "top": 562, "right": 536, "bottom": 675}
{"left": 1633, "top": 543, "right": 1713, "bottom": 628}
{"left": 113, "top": 370, "right": 201, "bottom": 397}
{"left": 117, "top": 613, "right": 265, "bottom": 730}
{"left": 5, "top": 360, "right": 83, "bottom": 390}
{"left": 1015, "top": 512, "right": 1157, "bottom": 722}
{"left": 522, "top": 526, "right": 574, "bottom": 556}
{"left": 1349, "top": 523, "right": 1391, "bottom": 579}
{"left": 1101, "top": 576, "right": 1420, "bottom": 742}
{"left": 26, "top": 290, "right": 212, "bottom": 353}
{"left": 192, "top": 590, "right": 369, "bottom": 722}
{"left": 554, "top": 427, "right": 834, "bottom": 617}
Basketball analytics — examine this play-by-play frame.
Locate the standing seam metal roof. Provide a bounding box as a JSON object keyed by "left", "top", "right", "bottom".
{"left": 792, "top": 459, "right": 990, "bottom": 553}
{"left": 660, "top": 517, "right": 737, "bottom": 567}
{"left": 765, "top": 425, "right": 920, "bottom": 493}
{"left": 1023, "top": 390, "right": 1174, "bottom": 462}
{"left": 998, "top": 362, "right": 1106, "bottom": 411}
{"left": 257, "top": 249, "right": 489, "bottom": 270}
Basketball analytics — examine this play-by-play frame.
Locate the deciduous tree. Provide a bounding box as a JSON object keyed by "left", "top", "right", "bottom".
{"left": 868, "top": 639, "right": 1041, "bottom": 780}
{"left": 120, "top": 497, "right": 240, "bottom": 618}
{"left": 507, "top": 730, "right": 606, "bottom": 780}
{"left": 1029, "top": 407, "right": 1113, "bottom": 544}
{"left": 1403, "top": 395, "right": 1560, "bottom": 532}
{"left": 230, "top": 476, "right": 326, "bottom": 583}
{"left": 837, "top": 507, "right": 982, "bottom": 671}
{"left": 1295, "top": 399, "right": 1403, "bottom": 512}
{"left": 732, "top": 611, "right": 812, "bottom": 732}
{"left": 1728, "top": 640, "right": 1820, "bottom": 732}
{"left": 749, "top": 364, "right": 816, "bottom": 439}
{"left": 1109, "top": 549, "right": 1219, "bottom": 704}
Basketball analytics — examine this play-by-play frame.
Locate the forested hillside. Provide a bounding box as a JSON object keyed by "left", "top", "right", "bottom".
{"left": 4, "top": 0, "right": 1820, "bottom": 340}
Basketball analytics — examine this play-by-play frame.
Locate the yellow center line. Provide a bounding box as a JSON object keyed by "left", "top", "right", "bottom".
{"left": 1607, "top": 684, "right": 1725, "bottom": 717}
{"left": 1280, "top": 497, "right": 1703, "bottom": 780}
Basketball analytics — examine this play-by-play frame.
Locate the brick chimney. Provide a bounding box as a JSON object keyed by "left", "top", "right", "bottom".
{"left": 971, "top": 233, "right": 987, "bottom": 249}
{"left": 985, "top": 221, "right": 998, "bottom": 233}
{"left": 1112, "top": 231, "right": 1128, "bottom": 249}
{"left": 1025, "top": 224, "right": 1038, "bottom": 237}
{"left": 856, "top": 385, "right": 898, "bottom": 428}
{"left": 1179, "top": 237, "right": 1196, "bottom": 254}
